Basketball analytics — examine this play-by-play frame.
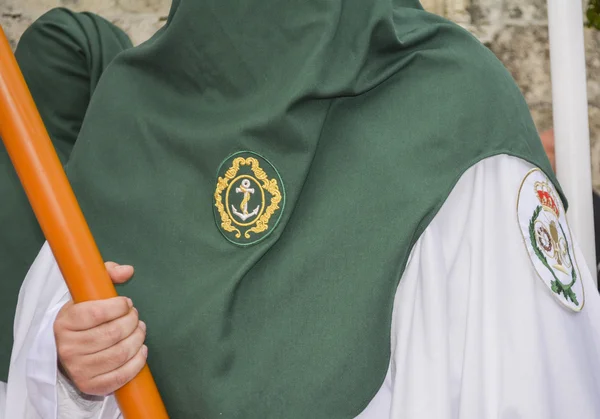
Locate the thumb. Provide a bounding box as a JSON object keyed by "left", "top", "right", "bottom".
{"left": 104, "top": 261, "right": 135, "bottom": 284}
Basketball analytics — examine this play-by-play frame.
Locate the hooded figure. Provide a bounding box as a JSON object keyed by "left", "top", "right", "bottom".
{"left": 3, "top": 0, "right": 600, "bottom": 418}
{"left": 0, "top": 9, "right": 131, "bottom": 382}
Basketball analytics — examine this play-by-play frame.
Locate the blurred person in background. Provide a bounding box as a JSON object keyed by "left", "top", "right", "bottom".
{"left": 0, "top": 6, "right": 131, "bottom": 400}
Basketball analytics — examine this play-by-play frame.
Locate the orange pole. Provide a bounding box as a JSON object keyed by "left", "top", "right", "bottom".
{"left": 0, "top": 26, "right": 168, "bottom": 418}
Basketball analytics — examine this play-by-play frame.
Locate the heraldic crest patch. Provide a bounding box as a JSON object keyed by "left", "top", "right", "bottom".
{"left": 214, "top": 151, "right": 285, "bottom": 246}
{"left": 517, "top": 169, "right": 584, "bottom": 311}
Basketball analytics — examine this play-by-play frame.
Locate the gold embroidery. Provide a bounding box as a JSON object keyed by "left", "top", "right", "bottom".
{"left": 214, "top": 174, "right": 241, "bottom": 238}
{"left": 214, "top": 156, "right": 283, "bottom": 240}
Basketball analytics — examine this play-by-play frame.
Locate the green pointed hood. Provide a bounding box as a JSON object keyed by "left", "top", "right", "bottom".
{"left": 63, "top": 0, "right": 558, "bottom": 416}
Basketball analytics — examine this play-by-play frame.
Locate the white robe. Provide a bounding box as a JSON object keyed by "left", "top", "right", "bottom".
{"left": 2, "top": 154, "right": 600, "bottom": 418}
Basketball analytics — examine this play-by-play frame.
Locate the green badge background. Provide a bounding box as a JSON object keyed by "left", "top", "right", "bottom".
{"left": 214, "top": 151, "right": 285, "bottom": 246}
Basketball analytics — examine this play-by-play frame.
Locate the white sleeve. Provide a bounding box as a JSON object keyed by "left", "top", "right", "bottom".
{"left": 359, "top": 154, "right": 600, "bottom": 418}
{"left": 0, "top": 381, "right": 6, "bottom": 417}
{"left": 3, "top": 243, "right": 121, "bottom": 419}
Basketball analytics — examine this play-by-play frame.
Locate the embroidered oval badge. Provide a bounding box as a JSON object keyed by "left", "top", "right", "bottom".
{"left": 213, "top": 151, "right": 285, "bottom": 246}
{"left": 517, "top": 169, "right": 584, "bottom": 311}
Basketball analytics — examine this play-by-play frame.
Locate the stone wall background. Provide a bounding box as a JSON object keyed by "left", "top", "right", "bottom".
{"left": 1, "top": 0, "right": 170, "bottom": 47}
{"left": 2, "top": 0, "right": 599, "bottom": 192}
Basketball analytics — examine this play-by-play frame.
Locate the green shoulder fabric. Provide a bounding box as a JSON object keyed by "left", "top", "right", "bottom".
{"left": 0, "top": 8, "right": 131, "bottom": 381}
{"left": 62, "top": 0, "right": 559, "bottom": 416}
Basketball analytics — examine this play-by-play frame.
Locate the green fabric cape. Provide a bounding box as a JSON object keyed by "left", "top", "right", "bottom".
{"left": 0, "top": 9, "right": 131, "bottom": 381}
{"left": 14, "top": 0, "right": 561, "bottom": 416}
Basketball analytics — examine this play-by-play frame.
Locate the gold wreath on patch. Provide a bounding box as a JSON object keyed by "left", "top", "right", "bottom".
{"left": 214, "top": 157, "right": 282, "bottom": 239}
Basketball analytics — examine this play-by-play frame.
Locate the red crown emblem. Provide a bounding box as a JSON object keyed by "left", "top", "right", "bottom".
{"left": 534, "top": 181, "right": 560, "bottom": 217}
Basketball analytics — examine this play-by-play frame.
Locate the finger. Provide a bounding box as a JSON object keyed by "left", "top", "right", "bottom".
{"left": 57, "top": 300, "right": 74, "bottom": 317}
{"left": 79, "top": 344, "right": 148, "bottom": 396}
{"left": 76, "top": 307, "right": 141, "bottom": 353}
{"left": 82, "top": 321, "right": 146, "bottom": 378}
{"left": 104, "top": 262, "right": 134, "bottom": 284}
{"left": 54, "top": 300, "right": 74, "bottom": 339}
{"left": 65, "top": 297, "right": 133, "bottom": 331}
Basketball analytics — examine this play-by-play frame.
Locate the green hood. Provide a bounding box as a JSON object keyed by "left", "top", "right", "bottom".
{"left": 0, "top": 9, "right": 131, "bottom": 381}
{"left": 62, "top": 0, "right": 559, "bottom": 417}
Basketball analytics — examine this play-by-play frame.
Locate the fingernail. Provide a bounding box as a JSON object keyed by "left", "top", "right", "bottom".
{"left": 139, "top": 321, "right": 146, "bottom": 332}
{"left": 142, "top": 345, "right": 148, "bottom": 358}
{"left": 126, "top": 298, "right": 133, "bottom": 308}
{"left": 133, "top": 307, "right": 138, "bottom": 314}
{"left": 117, "top": 264, "right": 133, "bottom": 271}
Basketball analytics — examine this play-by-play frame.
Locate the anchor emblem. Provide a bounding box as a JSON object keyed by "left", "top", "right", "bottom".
{"left": 231, "top": 179, "right": 260, "bottom": 221}
{"left": 214, "top": 152, "right": 285, "bottom": 245}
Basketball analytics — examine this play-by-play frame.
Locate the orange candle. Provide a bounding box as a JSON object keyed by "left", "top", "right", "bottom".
{"left": 0, "top": 26, "right": 168, "bottom": 419}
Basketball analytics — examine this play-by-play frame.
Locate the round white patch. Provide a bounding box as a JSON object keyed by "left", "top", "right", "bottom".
{"left": 517, "top": 169, "right": 584, "bottom": 312}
